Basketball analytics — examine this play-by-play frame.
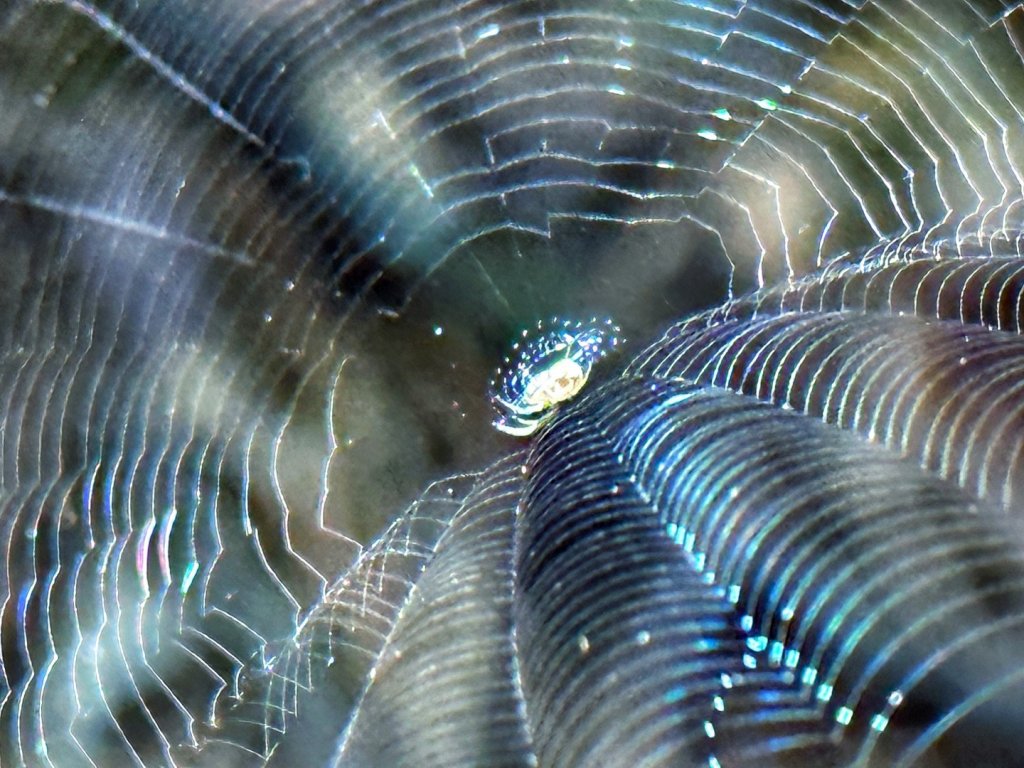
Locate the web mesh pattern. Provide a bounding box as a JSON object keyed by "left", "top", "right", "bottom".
{"left": 5, "top": 0, "right": 1024, "bottom": 766}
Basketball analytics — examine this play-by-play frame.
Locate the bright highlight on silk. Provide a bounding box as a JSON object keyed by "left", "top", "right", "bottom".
{"left": 489, "top": 317, "right": 622, "bottom": 436}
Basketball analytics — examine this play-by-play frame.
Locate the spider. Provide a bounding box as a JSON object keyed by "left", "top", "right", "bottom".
{"left": 489, "top": 317, "right": 622, "bottom": 436}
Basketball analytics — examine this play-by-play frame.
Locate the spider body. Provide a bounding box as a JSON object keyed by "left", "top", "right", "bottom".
{"left": 490, "top": 317, "right": 622, "bottom": 436}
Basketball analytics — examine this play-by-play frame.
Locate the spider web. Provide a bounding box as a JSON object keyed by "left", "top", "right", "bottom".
{"left": 4, "top": 0, "right": 1024, "bottom": 765}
